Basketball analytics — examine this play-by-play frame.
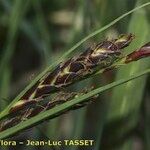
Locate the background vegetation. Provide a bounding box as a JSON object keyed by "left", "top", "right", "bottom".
{"left": 0, "top": 0, "right": 150, "bottom": 150}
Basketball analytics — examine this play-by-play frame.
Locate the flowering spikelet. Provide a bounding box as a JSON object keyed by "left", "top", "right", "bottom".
{"left": 0, "top": 89, "right": 96, "bottom": 131}
{"left": 10, "top": 34, "right": 134, "bottom": 113}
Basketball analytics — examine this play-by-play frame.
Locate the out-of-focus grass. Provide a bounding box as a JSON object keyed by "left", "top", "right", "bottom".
{"left": 105, "top": 0, "right": 150, "bottom": 149}
{"left": 0, "top": 0, "right": 30, "bottom": 113}
{"left": 0, "top": 68, "right": 10, "bottom": 150}
{"left": 1, "top": 0, "right": 51, "bottom": 63}
{"left": 144, "top": 91, "right": 150, "bottom": 150}
{"left": 93, "top": 0, "right": 135, "bottom": 149}
{"left": 33, "top": 0, "right": 52, "bottom": 65}
{"left": 0, "top": 0, "right": 30, "bottom": 74}
{"left": 0, "top": 0, "right": 30, "bottom": 98}
{"left": 0, "top": 69, "right": 10, "bottom": 111}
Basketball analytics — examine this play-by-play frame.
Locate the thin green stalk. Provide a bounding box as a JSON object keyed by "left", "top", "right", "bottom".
{"left": 69, "top": 1, "right": 91, "bottom": 148}
{"left": 108, "top": 0, "right": 149, "bottom": 127}
{"left": 44, "top": 0, "right": 87, "bottom": 141}
{"left": 0, "top": 69, "right": 149, "bottom": 139}
{"left": 106, "top": 0, "right": 150, "bottom": 149}
{"left": 0, "top": 2, "right": 149, "bottom": 121}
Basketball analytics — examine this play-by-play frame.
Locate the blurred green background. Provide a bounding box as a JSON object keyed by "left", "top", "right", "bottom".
{"left": 0, "top": 0, "right": 150, "bottom": 150}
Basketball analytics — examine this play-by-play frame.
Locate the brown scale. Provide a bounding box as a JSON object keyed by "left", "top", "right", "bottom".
{"left": 10, "top": 34, "right": 134, "bottom": 114}
{"left": 0, "top": 89, "right": 96, "bottom": 132}
{"left": 32, "top": 36, "right": 132, "bottom": 98}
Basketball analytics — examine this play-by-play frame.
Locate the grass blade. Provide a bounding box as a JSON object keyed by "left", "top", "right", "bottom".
{"left": 0, "top": 69, "right": 149, "bottom": 139}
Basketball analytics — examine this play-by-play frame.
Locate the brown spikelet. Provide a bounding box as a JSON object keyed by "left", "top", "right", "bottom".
{"left": 10, "top": 34, "right": 134, "bottom": 114}
{"left": 0, "top": 88, "right": 97, "bottom": 132}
